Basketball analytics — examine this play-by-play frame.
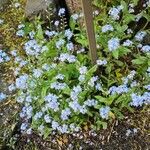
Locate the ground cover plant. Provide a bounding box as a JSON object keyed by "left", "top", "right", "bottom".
{"left": 0, "top": 0, "right": 150, "bottom": 149}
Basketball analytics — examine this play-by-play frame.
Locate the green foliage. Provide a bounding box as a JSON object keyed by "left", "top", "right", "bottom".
{"left": 14, "top": 0, "right": 150, "bottom": 137}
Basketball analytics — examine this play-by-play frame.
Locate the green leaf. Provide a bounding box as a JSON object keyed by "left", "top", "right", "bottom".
{"left": 112, "top": 50, "right": 119, "bottom": 59}
{"left": 133, "top": 0, "right": 138, "bottom": 5}
{"left": 95, "top": 95, "right": 114, "bottom": 105}
{"left": 43, "top": 127, "right": 52, "bottom": 139}
{"left": 123, "top": 14, "right": 135, "bottom": 24}
{"left": 36, "top": 24, "right": 44, "bottom": 40}
{"left": 96, "top": 120, "right": 107, "bottom": 129}
{"left": 69, "top": 18, "right": 76, "bottom": 30}
{"left": 75, "top": 34, "right": 88, "bottom": 47}
{"left": 62, "top": 87, "right": 71, "bottom": 95}
{"left": 132, "top": 56, "right": 147, "bottom": 65}
{"left": 41, "top": 85, "right": 49, "bottom": 98}
{"left": 87, "top": 65, "right": 98, "bottom": 75}
{"left": 142, "top": 11, "right": 150, "bottom": 21}
{"left": 119, "top": 47, "right": 131, "bottom": 56}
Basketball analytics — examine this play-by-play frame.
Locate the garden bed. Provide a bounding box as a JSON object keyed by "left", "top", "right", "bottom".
{"left": 0, "top": 0, "right": 150, "bottom": 149}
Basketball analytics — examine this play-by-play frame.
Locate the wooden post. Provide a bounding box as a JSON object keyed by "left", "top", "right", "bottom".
{"left": 81, "top": 0, "right": 97, "bottom": 65}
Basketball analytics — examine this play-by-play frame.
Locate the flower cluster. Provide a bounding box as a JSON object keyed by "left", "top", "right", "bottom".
{"left": 99, "top": 106, "right": 110, "bottom": 119}
{"left": 108, "top": 5, "right": 123, "bottom": 20}
{"left": 24, "top": 40, "right": 47, "bottom": 56}
{"left": 0, "top": 50, "right": 10, "bottom": 63}
{"left": 0, "top": 93, "right": 7, "bottom": 101}
{"left": 130, "top": 92, "right": 150, "bottom": 107}
{"left": 101, "top": 24, "right": 114, "bottom": 33}
{"left": 108, "top": 38, "right": 120, "bottom": 51}
{"left": 59, "top": 53, "right": 76, "bottom": 63}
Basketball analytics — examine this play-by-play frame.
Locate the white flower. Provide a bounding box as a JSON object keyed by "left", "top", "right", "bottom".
{"left": 96, "top": 59, "right": 107, "bottom": 66}
{"left": 42, "top": 63, "right": 51, "bottom": 71}
{"left": 126, "top": 129, "right": 132, "bottom": 136}
{"left": 127, "top": 29, "right": 133, "bottom": 34}
{"left": 16, "top": 94, "right": 25, "bottom": 103}
{"left": 79, "top": 66, "right": 87, "bottom": 74}
{"left": 51, "top": 82, "right": 67, "bottom": 90}
{"left": 94, "top": 10, "right": 99, "bottom": 15}
{"left": 29, "top": 31, "right": 35, "bottom": 39}
{"left": 95, "top": 83, "right": 102, "bottom": 91}
{"left": 66, "top": 42, "right": 74, "bottom": 51}
{"left": 25, "top": 95, "right": 32, "bottom": 103}
{"left": 130, "top": 81, "right": 138, "bottom": 88}
{"left": 61, "top": 108, "right": 71, "bottom": 121}
{"left": 65, "top": 29, "right": 73, "bottom": 40}
{"left": 54, "top": 20, "right": 59, "bottom": 26}
{"left": 70, "top": 85, "right": 82, "bottom": 100}
{"left": 0, "top": 93, "right": 6, "bottom": 101}
{"left": 14, "top": 2, "right": 20, "bottom": 8}
{"left": 147, "top": 67, "right": 150, "bottom": 73}
{"left": 59, "top": 53, "right": 76, "bottom": 63}
{"left": 33, "top": 69, "right": 43, "bottom": 78}
{"left": 71, "top": 14, "right": 79, "bottom": 20}
{"left": 77, "top": 48, "right": 85, "bottom": 54}
{"left": 44, "top": 114, "right": 51, "bottom": 123}
{"left": 45, "top": 93, "right": 59, "bottom": 111}
{"left": 10, "top": 50, "right": 17, "bottom": 57}
{"left": 56, "top": 74, "right": 64, "bottom": 80}
{"left": 108, "top": 6, "right": 123, "bottom": 20}
{"left": 41, "top": 46, "right": 48, "bottom": 53}
{"left": 52, "top": 121, "right": 59, "bottom": 130}
{"left": 33, "top": 112, "right": 43, "bottom": 120}
{"left": 26, "top": 128, "right": 32, "bottom": 134}
{"left": 58, "top": 124, "right": 68, "bottom": 133}
{"left": 38, "top": 125, "right": 44, "bottom": 133}
{"left": 18, "top": 24, "right": 25, "bottom": 29}
{"left": 144, "top": 85, "right": 150, "bottom": 91}
{"left": 16, "top": 74, "right": 28, "bottom": 89}
{"left": 58, "top": 8, "right": 65, "bottom": 16}
{"left": 78, "top": 75, "right": 85, "bottom": 82}
{"left": 127, "top": 70, "right": 136, "bottom": 79}
{"left": 84, "top": 99, "right": 97, "bottom": 107}
{"left": 56, "top": 39, "right": 65, "bottom": 49}
{"left": 0, "top": 19, "right": 4, "bottom": 25}
{"left": 108, "top": 38, "right": 120, "bottom": 51}
{"left": 45, "top": 30, "right": 56, "bottom": 37}
{"left": 20, "top": 123, "right": 28, "bottom": 131}
{"left": 123, "top": 40, "right": 133, "bottom": 47}
{"left": 141, "top": 45, "right": 150, "bottom": 53}
{"left": 8, "top": 83, "right": 16, "bottom": 92}
{"left": 102, "top": 24, "right": 114, "bottom": 33}
{"left": 16, "top": 30, "right": 24, "bottom": 37}
{"left": 88, "top": 76, "right": 98, "bottom": 87}
{"left": 135, "top": 31, "right": 146, "bottom": 41}
{"left": 99, "top": 106, "right": 110, "bottom": 119}
{"left": 69, "top": 101, "right": 81, "bottom": 112}
{"left": 24, "top": 40, "right": 43, "bottom": 56}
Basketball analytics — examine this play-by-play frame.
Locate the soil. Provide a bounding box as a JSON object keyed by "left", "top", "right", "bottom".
{"left": 1, "top": 109, "right": 148, "bottom": 150}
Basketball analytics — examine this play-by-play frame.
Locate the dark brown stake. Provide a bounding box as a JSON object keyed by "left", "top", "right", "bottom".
{"left": 81, "top": 0, "right": 97, "bottom": 65}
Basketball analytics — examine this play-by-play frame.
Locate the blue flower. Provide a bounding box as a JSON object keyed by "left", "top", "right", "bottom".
{"left": 58, "top": 8, "right": 65, "bottom": 16}
{"left": 0, "top": 93, "right": 6, "bottom": 101}
{"left": 130, "top": 93, "right": 144, "bottom": 107}
{"left": 108, "top": 38, "right": 120, "bottom": 51}
{"left": 99, "top": 106, "right": 110, "bottom": 119}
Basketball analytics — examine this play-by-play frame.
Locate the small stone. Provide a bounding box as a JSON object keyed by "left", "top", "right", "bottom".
{"left": 25, "top": 0, "right": 54, "bottom": 17}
